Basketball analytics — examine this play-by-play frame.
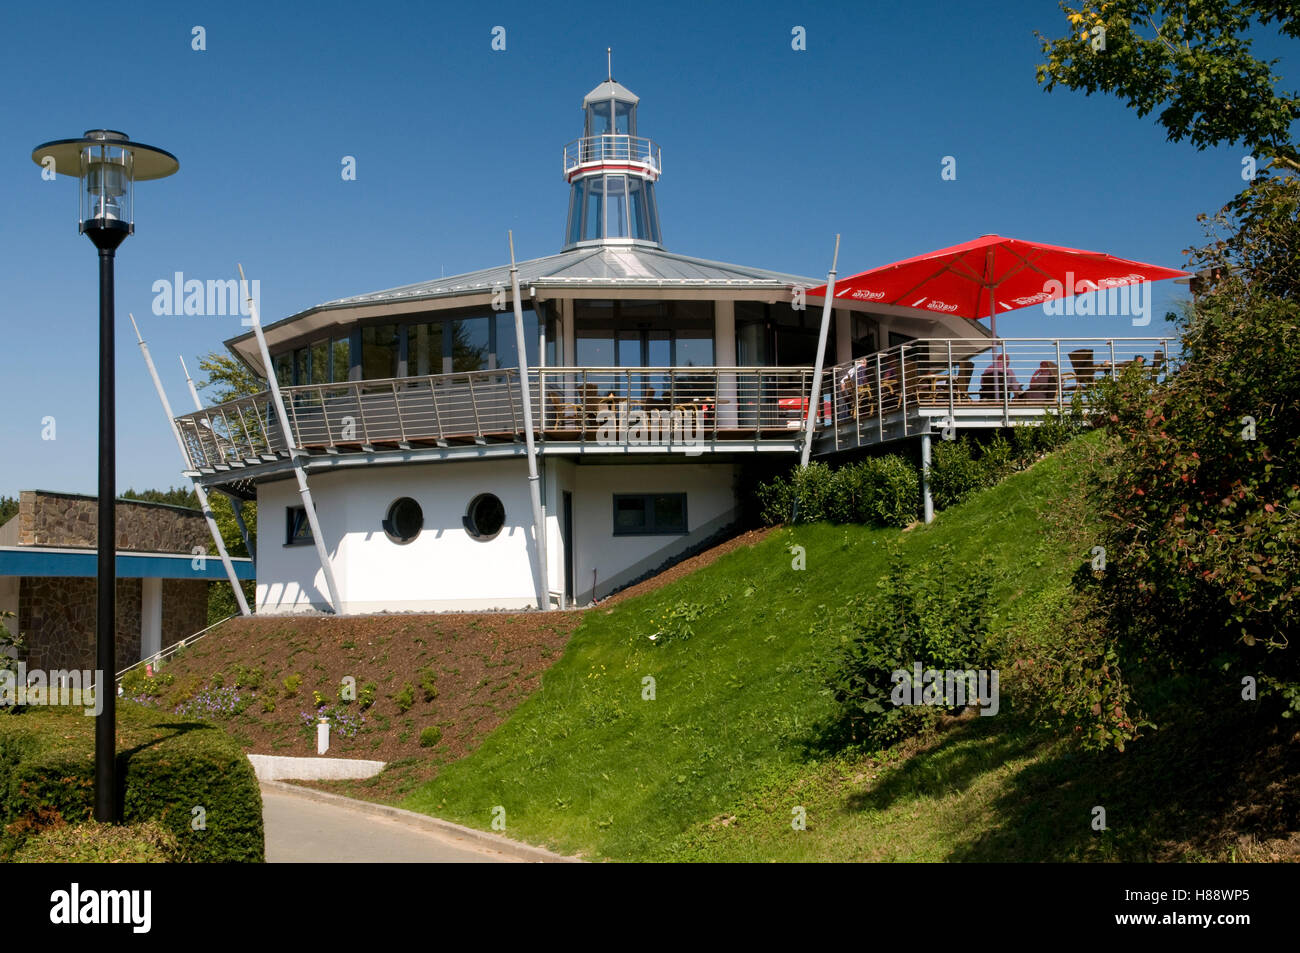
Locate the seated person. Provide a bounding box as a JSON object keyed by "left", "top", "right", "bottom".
{"left": 1023, "top": 360, "right": 1060, "bottom": 401}
{"left": 978, "top": 353, "right": 1022, "bottom": 401}
{"left": 839, "top": 358, "right": 871, "bottom": 417}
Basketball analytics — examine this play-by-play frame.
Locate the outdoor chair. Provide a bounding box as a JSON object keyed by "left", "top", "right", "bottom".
{"left": 545, "top": 393, "right": 582, "bottom": 429}
{"left": 1061, "top": 348, "right": 1096, "bottom": 394}
{"left": 919, "top": 360, "right": 975, "bottom": 404}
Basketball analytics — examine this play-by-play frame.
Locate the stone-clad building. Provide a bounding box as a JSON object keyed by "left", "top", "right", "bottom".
{"left": 0, "top": 491, "right": 254, "bottom": 673}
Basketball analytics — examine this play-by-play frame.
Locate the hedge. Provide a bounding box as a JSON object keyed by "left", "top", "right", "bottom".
{"left": 13, "top": 820, "right": 180, "bottom": 863}
{"left": 0, "top": 701, "right": 264, "bottom": 862}
{"left": 755, "top": 455, "right": 920, "bottom": 528}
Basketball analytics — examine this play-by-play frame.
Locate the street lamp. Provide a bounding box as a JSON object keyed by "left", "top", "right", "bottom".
{"left": 31, "top": 130, "right": 178, "bottom": 823}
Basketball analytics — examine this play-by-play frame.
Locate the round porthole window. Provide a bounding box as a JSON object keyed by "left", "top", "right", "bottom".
{"left": 383, "top": 497, "right": 423, "bottom": 544}
{"left": 464, "top": 493, "right": 505, "bottom": 541}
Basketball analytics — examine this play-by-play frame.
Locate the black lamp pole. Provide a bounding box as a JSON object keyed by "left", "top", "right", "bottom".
{"left": 88, "top": 223, "right": 128, "bottom": 822}
{"left": 32, "top": 130, "right": 178, "bottom": 824}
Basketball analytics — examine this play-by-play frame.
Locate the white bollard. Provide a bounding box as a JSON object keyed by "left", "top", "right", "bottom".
{"left": 317, "top": 717, "right": 330, "bottom": 755}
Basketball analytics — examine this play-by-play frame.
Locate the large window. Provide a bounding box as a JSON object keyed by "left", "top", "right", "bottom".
{"left": 734, "top": 301, "right": 834, "bottom": 367}
{"left": 573, "top": 300, "right": 713, "bottom": 368}
{"left": 281, "top": 336, "right": 353, "bottom": 386}
{"left": 362, "top": 324, "right": 399, "bottom": 379}
{"left": 613, "top": 493, "right": 687, "bottom": 536}
{"left": 271, "top": 307, "right": 544, "bottom": 384}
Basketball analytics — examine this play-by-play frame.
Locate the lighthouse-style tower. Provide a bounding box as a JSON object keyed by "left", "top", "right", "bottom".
{"left": 563, "top": 66, "right": 663, "bottom": 249}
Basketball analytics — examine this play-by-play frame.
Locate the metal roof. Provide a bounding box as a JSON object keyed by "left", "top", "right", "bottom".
{"left": 324, "top": 246, "right": 817, "bottom": 307}
{"left": 224, "top": 245, "right": 819, "bottom": 369}
{"left": 583, "top": 79, "right": 639, "bottom": 106}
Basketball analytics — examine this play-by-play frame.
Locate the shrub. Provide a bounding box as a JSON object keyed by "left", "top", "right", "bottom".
{"left": 756, "top": 455, "right": 919, "bottom": 528}
{"left": 1089, "top": 292, "right": 1300, "bottom": 713}
{"left": 282, "top": 673, "right": 302, "bottom": 697}
{"left": 860, "top": 455, "right": 921, "bottom": 527}
{"left": 418, "top": 668, "right": 439, "bottom": 702}
{"left": 419, "top": 726, "right": 442, "bottom": 748}
{"left": 14, "top": 820, "right": 181, "bottom": 863}
{"left": 821, "top": 550, "right": 997, "bottom": 750}
{"left": 120, "top": 667, "right": 174, "bottom": 702}
{"left": 928, "top": 439, "right": 984, "bottom": 510}
{"left": 0, "top": 703, "right": 263, "bottom": 862}
{"left": 230, "top": 665, "right": 262, "bottom": 690}
{"left": 754, "top": 473, "right": 794, "bottom": 527}
{"left": 789, "top": 462, "right": 833, "bottom": 523}
{"left": 359, "top": 681, "right": 378, "bottom": 710}
{"left": 392, "top": 683, "right": 416, "bottom": 714}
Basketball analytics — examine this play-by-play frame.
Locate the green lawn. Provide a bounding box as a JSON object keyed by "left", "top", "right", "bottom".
{"left": 401, "top": 435, "right": 1102, "bottom": 860}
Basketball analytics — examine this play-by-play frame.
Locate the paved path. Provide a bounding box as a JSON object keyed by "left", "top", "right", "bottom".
{"left": 262, "top": 785, "right": 528, "bottom": 863}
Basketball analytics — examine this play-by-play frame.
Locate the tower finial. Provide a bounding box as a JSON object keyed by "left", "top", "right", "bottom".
{"left": 607, "top": 47, "right": 612, "bottom": 81}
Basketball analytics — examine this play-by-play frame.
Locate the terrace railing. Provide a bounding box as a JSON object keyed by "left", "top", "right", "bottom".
{"left": 824, "top": 336, "right": 1178, "bottom": 450}
{"left": 172, "top": 340, "right": 1177, "bottom": 471}
{"left": 173, "top": 366, "right": 816, "bottom": 470}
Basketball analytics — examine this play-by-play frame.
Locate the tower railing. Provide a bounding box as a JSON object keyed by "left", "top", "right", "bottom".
{"left": 563, "top": 135, "right": 661, "bottom": 175}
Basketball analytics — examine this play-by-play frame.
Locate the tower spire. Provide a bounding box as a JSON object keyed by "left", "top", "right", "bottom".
{"left": 564, "top": 72, "right": 663, "bottom": 249}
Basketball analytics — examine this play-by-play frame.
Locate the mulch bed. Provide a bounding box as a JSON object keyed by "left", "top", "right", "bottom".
{"left": 137, "top": 527, "right": 770, "bottom": 803}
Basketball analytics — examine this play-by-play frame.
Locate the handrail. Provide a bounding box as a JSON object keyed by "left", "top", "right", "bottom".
{"left": 112, "top": 615, "right": 236, "bottom": 687}
{"left": 170, "top": 338, "right": 1179, "bottom": 469}
{"left": 563, "top": 135, "right": 661, "bottom": 174}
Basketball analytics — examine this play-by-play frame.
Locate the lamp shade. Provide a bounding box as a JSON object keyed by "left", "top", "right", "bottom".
{"left": 32, "top": 129, "right": 178, "bottom": 235}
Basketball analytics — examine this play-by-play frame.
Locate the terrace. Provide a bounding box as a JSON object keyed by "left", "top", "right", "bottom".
{"left": 172, "top": 336, "right": 1177, "bottom": 485}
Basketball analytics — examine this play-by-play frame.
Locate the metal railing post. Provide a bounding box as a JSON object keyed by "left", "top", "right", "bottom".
{"left": 900, "top": 345, "right": 909, "bottom": 436}
{"left": 466, "top": 373, "right": 483, "bottom": 437}
{"left": 1055, "top": 338, "right": 1063, "bottom": 408}
{"left": 391, "top": 380, "right": 408, "bottom": 445}
{"left": 947, "top": 339, "right": 955, "bottom": 428}
{"left": 875, "top": 351, "right": 884, "bottom": 444}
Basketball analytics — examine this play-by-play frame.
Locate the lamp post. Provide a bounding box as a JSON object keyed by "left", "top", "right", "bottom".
{"left": 31, "top": 130, "right": 178, "bottom": 822}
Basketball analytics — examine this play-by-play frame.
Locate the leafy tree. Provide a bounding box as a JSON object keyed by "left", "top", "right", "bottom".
{"left": 0, "top": 496, "right": 17, "bottom": 526}
{"left": 196, "top": 351, "right": 264, "bottom": 404}
{"left": 1036, "top": 1, "right": 1300, "bottom": 172}
{"left": 1185, "top": 173, "right": 1300, "bottom": 301}
{"left": 121, "top": 487, "right": 198, "bottom": 508}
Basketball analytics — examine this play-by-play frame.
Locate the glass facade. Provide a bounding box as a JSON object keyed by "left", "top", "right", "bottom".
{"left": 272, "top": 306, "right": 543, "bottom": 384}
{"left": 734, "top": 301, "right": 835, "bottom": 367}
{"left": 573, "top": 300, "right": 713, "bottom": 369}
{"left": 566, "top": 173, "right": 661, "bottom": 246}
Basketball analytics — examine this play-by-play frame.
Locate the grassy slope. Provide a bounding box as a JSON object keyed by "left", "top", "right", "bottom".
{"left": 402, "top": 435, "right": 1100, "bottom": 860}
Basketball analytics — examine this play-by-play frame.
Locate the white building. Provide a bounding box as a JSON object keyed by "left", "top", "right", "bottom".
{"left": 177, "top": 74, "right": 990, "bottom": 613}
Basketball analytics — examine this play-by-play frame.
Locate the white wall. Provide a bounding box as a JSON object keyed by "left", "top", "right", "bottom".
{"left": 255, "top": 456, "right": 740, "bottom": 613}
{"left": 257, "top": 459, "right": 544, "bottom": 614}
{"left": 569, "top": 462, "right": 738, "bottom": 603}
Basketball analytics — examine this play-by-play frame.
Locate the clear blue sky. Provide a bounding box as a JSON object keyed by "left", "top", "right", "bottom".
{"left": 2, "top": 0, "right": 1290, "bottom": 497}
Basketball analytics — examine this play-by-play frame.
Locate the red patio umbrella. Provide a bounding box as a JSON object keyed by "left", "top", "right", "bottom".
{"left": 804, "top": 234, "right": 1188, "bottom": 336}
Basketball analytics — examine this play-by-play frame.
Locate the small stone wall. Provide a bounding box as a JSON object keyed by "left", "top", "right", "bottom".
{"left": 17, "top": 577, "right": 208, "bottom": 673}
{"left": 16, "top": 490, "right": 206, "bottom": 554}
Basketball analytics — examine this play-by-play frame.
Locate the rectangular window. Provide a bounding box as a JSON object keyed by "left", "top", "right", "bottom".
{"left": 362, "top": 324, "right": 399, "bottom": 379}
{"left": 450, "top": 316, "right": 491, "bottom": 371}
{"left": 310, "top": 340, "right": 330, "bottom": 385}
{"left": 273, "top": 353, "right": 293, "bottom": 388}
{"left": 612, "top": 493, "right": 688, "bottom": 536}
{"left": 494, "top": 309, "right": 539, "bottom": 370}
{"left": 332, "top": 338, "right": 351, "bottom": 382}
{"left": 285, "top": 506, "right": 313, "bottom": 545}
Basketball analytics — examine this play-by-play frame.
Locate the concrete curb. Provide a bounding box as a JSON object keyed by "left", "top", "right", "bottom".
{"left": 248, "top": 753, "right": 386, "bottom": 781}
{"left": 259, "top": 779, "right": 582, "bottom": 863}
